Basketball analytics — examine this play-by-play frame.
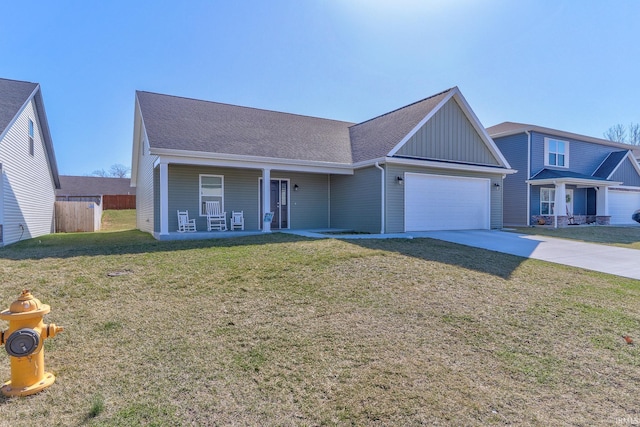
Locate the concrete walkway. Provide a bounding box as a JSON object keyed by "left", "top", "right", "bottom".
{"left": 420, "top": 230, "right": 640, "bottom": 281}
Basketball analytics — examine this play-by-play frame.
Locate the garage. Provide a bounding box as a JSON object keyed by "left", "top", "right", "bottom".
{"left": 609, "top": 189, "right": 640, "bottom": 225}
{"left": 404, "top": 173, "right": 491, "bottom": 231}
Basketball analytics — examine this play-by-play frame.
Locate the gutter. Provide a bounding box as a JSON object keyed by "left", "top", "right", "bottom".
{"left": 374, "top": 162, "right": 385, "bottom": 234}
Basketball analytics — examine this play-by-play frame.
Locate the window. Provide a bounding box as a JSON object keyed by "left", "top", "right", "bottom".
{"left": 28, "top": 119, "right": 34, "bottom": 156}
{"left": 544, "top": 137, "right": 568, "bottom": 167}
{"left": 540, "top": 188, "right": 555, "bottom": 215}
{"left": 199, "top": 175, "right": 223, "bottom": 215}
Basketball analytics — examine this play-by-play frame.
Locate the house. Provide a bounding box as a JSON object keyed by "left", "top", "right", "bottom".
{"left": 0, "top": 78, "right": 60, "bottom": 246}
{"left": 56, "top": 176, "right": 135, "bottom": 209}
{"left": 488, "top": 122, "right": 640, "bottom": 227}
{"left": 131, "top": 87, "right": 515, "bottom": 239}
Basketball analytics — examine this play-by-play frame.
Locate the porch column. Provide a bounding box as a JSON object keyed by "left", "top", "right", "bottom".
{"left": 159, "top": 162, "right": 169, "bottom": 235}
{"left": 596, "top": 186, "right": 609, "bottom": 216}
{"left": 554, "top": 182, "right": 566, "bottom": 228}
{"left": 262, "top": 168, "right": 271, "bottom": 233}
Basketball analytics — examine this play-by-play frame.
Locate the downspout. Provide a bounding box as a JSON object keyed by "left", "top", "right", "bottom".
{"left": 374, "top": 162, "right": 385, "bottom": 234}
{"left": 525, "top": 130, "right": 531, "bottom": 226}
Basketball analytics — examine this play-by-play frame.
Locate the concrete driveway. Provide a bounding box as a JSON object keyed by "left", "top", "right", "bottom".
{"left": 420, "top": 230, "right": 640, "bottom": 281}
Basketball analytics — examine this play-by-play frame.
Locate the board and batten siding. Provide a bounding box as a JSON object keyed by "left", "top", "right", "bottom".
{"left": 611, "top": 157, "right": 640, "bottom": 187}
{"left": 396, "top": 98, "right": 500, "bottom": 166}
{"left": 330, "top": 166, "right": 381, "bottom": 233}
{"left": 493, "top": 133, "right": 530, "bottom": 226}
{"left": 385, "top": 164, "right": 504, "bottom": 232}
{"left": 0, "top": 98, "right": 56, "bottom": 245}
{"left": 134, "top": 131, "right": 157, "bottom": 234}
{"left": 165, "top": 165, "right": 330, "bottom": 231}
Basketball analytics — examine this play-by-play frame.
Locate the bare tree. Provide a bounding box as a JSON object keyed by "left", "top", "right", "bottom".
{"left": 604, "top": 123, "right": 640, "bottom": 145}
{"left": 628, "top": 123, "right": 640, "bottom": 145}
{"left": 91, "top": 164, "right": 131, "bottom": 178}
{"left": 91, "top": 168, "right": 109, "bottom": 177}
{"left": 109, "top": 163, "right": 131, "bottom": 178}
{"left": 604, "top": 124, "right": 627, "bottom": 143}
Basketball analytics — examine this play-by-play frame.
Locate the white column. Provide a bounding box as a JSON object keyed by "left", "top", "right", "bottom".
{"left": 596, "top": 186, "right": 609, "bottom": 216}
{"left": 554, "top": 182, "right": 566, "bottom": 228}
{"left": 159, "top": 162, "right": 169, "bottom": 235}
{"left": 262, "top": 168, "right": 271, "bottom": 232}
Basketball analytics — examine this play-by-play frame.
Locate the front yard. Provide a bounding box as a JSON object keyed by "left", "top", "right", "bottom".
{"left": 0, "top": 229, "right": 638, "bottom": 425}
{"left": 512, "top": 225, "right": 640, "bottom": 250}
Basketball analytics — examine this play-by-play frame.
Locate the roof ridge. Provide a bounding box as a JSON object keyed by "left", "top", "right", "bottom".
{"left": 136, "top": 90, "right": 355, "bottom": 126}
{"left": 0, "top": 77, "right": 38, "bottom": 86}
{"left": 350, "top": 87, "right": 456, "bottom": 128}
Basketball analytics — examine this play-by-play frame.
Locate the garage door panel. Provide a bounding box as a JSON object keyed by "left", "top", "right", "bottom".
{"left": 405, "top": 174, "right": 490, "bottom": 231}
{"left": 609, "top": 190, "right": 640, "bottom": 225}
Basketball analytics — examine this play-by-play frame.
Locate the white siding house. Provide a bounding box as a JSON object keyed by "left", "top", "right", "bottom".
{"left": 0, "top": 78, "right": 60, "bottom": 246}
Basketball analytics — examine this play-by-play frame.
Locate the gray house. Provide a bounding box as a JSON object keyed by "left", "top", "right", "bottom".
{"left": 488, "top": 122, "right": 640, "bottom": 227}
{"left": 131, "top": 87, "right": 515, "bottom": 238}
{"left": 0, "top": 78, "right": 60, "bottom": 246}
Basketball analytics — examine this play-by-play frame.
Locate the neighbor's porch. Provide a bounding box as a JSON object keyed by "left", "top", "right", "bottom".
{"left": 528, "top": 178, "right": 621, "bottom": 228}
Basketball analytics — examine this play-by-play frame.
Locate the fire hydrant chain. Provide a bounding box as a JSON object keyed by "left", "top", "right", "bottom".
{"left": 0, "top": 290, "right": 64, "bottom": 397}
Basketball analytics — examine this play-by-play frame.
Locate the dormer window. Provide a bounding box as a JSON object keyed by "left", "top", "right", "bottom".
{"left": 544, "top": 137, "right": 568, "bottom": 167}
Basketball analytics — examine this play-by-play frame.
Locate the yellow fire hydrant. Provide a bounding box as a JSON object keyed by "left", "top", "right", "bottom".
{"left": 0, "top": 290, "right": 63, "bottom": 397}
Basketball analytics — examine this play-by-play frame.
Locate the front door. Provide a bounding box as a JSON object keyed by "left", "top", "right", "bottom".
{"left": 259, "top": 179, "right": 289, "bottom": 229}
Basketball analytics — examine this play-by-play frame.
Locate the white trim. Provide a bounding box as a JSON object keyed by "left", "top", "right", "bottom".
{"left": 150, "top": 148, "right": 353, "bottom": 174}
{"left": 387, "top": 87, "right": 512, "bottom": 170}
{"left": 198, "top": 174, "right": 224, "bottom": 216}
{"left": 526, "top": 131, "right": 531, "bottom": 226}
{"left": 605, "top": 150, "right": 640, "bottom": 179}
{"left": 387, "top": 89, "right": 455, "bottom": 157}
{"left": 544, "top": 137, "right": 569, "bottom": 168}
{"left": 374, "top": 162, "right": 385, "bottom": 234}
{"left": 0, "top": 85, "right": 39, "bottom": 143}
{"left": 385, "top": 157, "right": 517, "bottom": 175}
{"left": 527, "top": 177, "right": 622, "bottom": 187}
{"left": 610, "top": 185, "right": 640, "bottom": 192}
{"left": 258, "top": 176, "right": 290, "bottom": 230}
{"left": 159, "top": 162, "right": 169, "bottom": 235}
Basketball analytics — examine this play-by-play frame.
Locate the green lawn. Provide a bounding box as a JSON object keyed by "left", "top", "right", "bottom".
{"left": 0, "top": 231, "right": 638, "bottom": 425}
{"left": 511, "top": 225, "right": 640, "bottom": 249}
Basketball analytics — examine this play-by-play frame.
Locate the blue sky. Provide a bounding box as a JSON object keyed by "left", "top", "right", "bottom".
{"left": 1, "top": 1, "right": 638, "bottom": 176}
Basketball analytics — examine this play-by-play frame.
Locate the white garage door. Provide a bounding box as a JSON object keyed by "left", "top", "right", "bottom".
{"left": 609, "top": 189, "right": 640, "bottom": 225}
{"left": 405, "top": 173, "right": 491, "bottom": 231}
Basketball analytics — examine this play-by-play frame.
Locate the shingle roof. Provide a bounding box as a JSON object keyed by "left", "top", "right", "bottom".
{"left": 136, "top": 91, "right": 355, "bottom": 164}
{"left": 592, "top": 151, "right": 629, "bottom": 179}
{"left": 487, "top": 121, "right": 640, "bottom": 156}
{"left": 530, "top": 168, "right": 610, "bottom": 182}
{"left": 56, "top": 176, "right": 135, "bottom": 196}
{"left": 349, "top": 88, "right": 454, "bottom": 163}
{"left": 0, "top": 78, "right": 38, "bottom": 136}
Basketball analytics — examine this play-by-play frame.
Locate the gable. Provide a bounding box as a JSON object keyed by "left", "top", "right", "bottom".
{"left": 395, "top": 98, "right": 501, "bottom": 166}
{"left": 610, "top": 156, "right": 640, "bottom": 186}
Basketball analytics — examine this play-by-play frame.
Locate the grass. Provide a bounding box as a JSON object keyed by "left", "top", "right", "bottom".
{"left": 512, "top": 225, "right": 640, "bottom": 249}
{"left": 0, "top": 227, "right": 638, "bottom": 425}
{"left": 100, "top": 210, "right": 136, "bottom": 232}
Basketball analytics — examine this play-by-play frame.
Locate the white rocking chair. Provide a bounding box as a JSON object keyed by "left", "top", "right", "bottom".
{"left": 205, "top": 201, "right": 227, "bottom": 231}
{"left": 177, "top": 210, "right": 196, "bottom": 232}
{"left": 231, "top": 211, "right": 244, "bottom": 231}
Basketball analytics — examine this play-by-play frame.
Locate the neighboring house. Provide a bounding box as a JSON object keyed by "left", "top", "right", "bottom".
{"left": 0, "top": 78, "right": 60, "bottom": 246}
{"left": 488, "top": 122, "right": 640, "bottom": 227}
{"left": 56, "top": 176, "right": 135, "bottom": 209}
{"left": 131, "top": 87, "right": 515, "bottom": 239}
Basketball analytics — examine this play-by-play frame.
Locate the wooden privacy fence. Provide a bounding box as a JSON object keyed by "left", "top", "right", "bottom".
{"left": 103, "top": 195, "right": 136, "bottom": 210}
{"left": 55, "top": 201, "right": 103, "bottom": 232}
